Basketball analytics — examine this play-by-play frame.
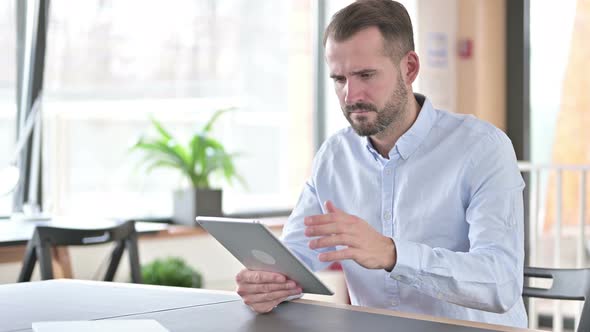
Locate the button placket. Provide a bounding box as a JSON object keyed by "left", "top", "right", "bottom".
{"left": 383, "top": 210, "right": 392, "bottom": 220}
{"left": 382, "top": 160, "right": 399, "bottom": 306}
{"left": 381, "top": 161, "right": 395, "bottom": 237}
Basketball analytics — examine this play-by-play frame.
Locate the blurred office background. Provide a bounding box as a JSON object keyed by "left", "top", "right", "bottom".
{"left": 1, "top": 0, "right": 577, "bottom": 219}
{"left": 1, "top": 1, "right": 589, "bottom": 330}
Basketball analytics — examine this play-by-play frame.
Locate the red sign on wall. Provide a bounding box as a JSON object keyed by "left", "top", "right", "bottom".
{"left": 458, "top": 39, "right": 473, "bottom": 59}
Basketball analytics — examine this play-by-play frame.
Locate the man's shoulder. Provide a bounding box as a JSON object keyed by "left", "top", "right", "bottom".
{"left": 429, "top": 109, "right": 516, "bottom": 172}
{"left": 317, "top": 127, "right": 358, "bottom": 155}
{"left": 434, "top": 109, "right": 509, "bottom": 146}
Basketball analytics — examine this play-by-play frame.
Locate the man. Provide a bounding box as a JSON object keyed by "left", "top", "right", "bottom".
{"left": 235, "top": 0, "right": 527, "bottom": 327}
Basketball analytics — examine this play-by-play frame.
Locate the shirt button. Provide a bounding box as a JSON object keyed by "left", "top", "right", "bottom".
{"left": 383, "top": 211, "right": 392, "bottom": 220}
{"left": 384, "top": 168, "right": 392, "bottom": 175}
{"left": 391, "top": 299, "right": 399, "bottom": 306}
{"left": 393, "top": 275, "right": 401, "bottom": 281}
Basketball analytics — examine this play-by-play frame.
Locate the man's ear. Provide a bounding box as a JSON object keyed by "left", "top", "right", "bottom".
{"left": 401, "top": 51, "right": 420, "bottom": 85}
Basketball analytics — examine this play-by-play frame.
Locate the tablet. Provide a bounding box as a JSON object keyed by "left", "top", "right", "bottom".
{"left": 195, "top": 216, "right": 333, "bottom": 295}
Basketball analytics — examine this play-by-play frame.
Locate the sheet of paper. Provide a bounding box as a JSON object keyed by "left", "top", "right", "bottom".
{"left": 32, "top": 319, "right": 170, "bottom": 332}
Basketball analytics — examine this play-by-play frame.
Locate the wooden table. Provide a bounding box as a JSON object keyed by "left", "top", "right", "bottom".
{"left": 0, "top": 279, "right": 541, "bottom": 332}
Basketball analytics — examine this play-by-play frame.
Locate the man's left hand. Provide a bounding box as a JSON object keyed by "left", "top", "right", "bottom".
{"left": 305, "top": 200, "right": 397, "bottom": 271}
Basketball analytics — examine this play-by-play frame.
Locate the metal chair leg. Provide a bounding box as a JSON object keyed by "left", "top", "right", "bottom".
{"left": 17, "top": 241, "right": 37, "bottom": 282}
{"left": 104, "top": 241, "right": 125, "bottom": 282}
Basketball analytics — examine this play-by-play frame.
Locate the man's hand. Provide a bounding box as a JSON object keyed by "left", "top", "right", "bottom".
{"left": 235, "top": 269, "right": 302, "bottom": 313}
{"left": 305, "top": 200, "right": 397, "bottom": 271}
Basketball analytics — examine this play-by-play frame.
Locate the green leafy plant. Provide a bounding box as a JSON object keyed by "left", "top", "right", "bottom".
{"left": 132, "top": 109, "right": 241, "bottom": 189}
{"left": 141, "top": 256, "right": 203, "bottom": 288}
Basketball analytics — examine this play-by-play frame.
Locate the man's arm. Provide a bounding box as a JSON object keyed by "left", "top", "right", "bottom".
{"left": 389, "top": 131, "right": 525, "bottom": 313}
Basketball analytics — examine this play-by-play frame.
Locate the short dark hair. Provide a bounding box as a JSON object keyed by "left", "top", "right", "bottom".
{"left": 323, "top": 0, "right": 415, "bottom": 61}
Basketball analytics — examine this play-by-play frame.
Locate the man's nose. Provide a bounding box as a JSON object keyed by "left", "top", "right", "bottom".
{"left": 344, "top": 79, "right": 364, "bottom": 105}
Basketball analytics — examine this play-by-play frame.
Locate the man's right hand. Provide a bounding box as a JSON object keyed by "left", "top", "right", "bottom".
{"left": 235, "top": 269, "right": 302, "bottom": 313}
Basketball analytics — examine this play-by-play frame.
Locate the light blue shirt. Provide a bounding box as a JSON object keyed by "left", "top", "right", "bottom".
{"left": 281, "top": 94, "right": 527, "bottom": 327}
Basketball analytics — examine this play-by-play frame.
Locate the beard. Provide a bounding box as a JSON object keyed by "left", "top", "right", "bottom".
{"left": 343, "top": 73, "right": 408, "bottom": 137}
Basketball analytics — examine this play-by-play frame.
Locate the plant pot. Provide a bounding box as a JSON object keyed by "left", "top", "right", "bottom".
{"left": 173, "top": 188, "right": 223, "bottom": 225}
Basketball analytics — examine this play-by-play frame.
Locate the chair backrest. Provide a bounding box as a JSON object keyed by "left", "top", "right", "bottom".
{"left": 17, "top": 220, "right": 142, "bottom": 283}
{"left": 523, "top": 266, "right": 590, "bottom": 332}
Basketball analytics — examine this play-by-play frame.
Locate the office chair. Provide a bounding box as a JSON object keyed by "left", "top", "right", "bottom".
{"left": 17, "top": 220, "right": 142, "bottom": 283}
{"left": 523, "top": 267, "right": 590, "bottom": 332}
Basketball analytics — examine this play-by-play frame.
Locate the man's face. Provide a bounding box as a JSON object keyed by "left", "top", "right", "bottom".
{"left": 325, "top": 27, "right": 408, "bottom": 137}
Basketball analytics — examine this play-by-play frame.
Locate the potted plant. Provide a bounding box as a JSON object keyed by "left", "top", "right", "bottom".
{"left": 132, "top": 109, "right": 241, "bottom": 224}
{"left": 141, "top": 256, "right": 203, "bottom": 288}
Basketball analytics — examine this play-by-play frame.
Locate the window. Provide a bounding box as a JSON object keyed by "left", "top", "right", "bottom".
{"left": 0, "top": 0, "right": 17, "bottom": 216}
{"left": 43, "top": 0, "right": 314, "bottom": 218}
{"left": 530, "top": 0, "right": 588, "bottom": 230}
{"left": 530, "top": 0, "right": 578, "bottom": 166}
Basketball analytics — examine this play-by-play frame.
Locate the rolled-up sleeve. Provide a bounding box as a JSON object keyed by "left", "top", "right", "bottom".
{"left": 389, "top": 131, "right": 525, "bottom": 313}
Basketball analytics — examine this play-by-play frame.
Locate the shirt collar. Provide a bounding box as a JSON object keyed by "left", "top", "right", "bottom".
{"left": 364, "top": 93, "right": 437, "bottom": 160}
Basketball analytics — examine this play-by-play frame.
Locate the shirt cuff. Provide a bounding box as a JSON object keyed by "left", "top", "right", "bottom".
{"left": 388, "top": 237, "right": 422, "bottom": 284}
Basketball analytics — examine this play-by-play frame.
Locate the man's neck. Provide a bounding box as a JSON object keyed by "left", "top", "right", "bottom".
{"left": 369, "top": 95, "right": 421, "bottom": 159}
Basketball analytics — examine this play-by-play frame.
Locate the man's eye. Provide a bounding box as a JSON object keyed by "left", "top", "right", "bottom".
{"left": 360, "top": 72, "right": 374, "bottom": 79}
{"left": 333, "top": 77, "right": 346, "bottom": 84}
